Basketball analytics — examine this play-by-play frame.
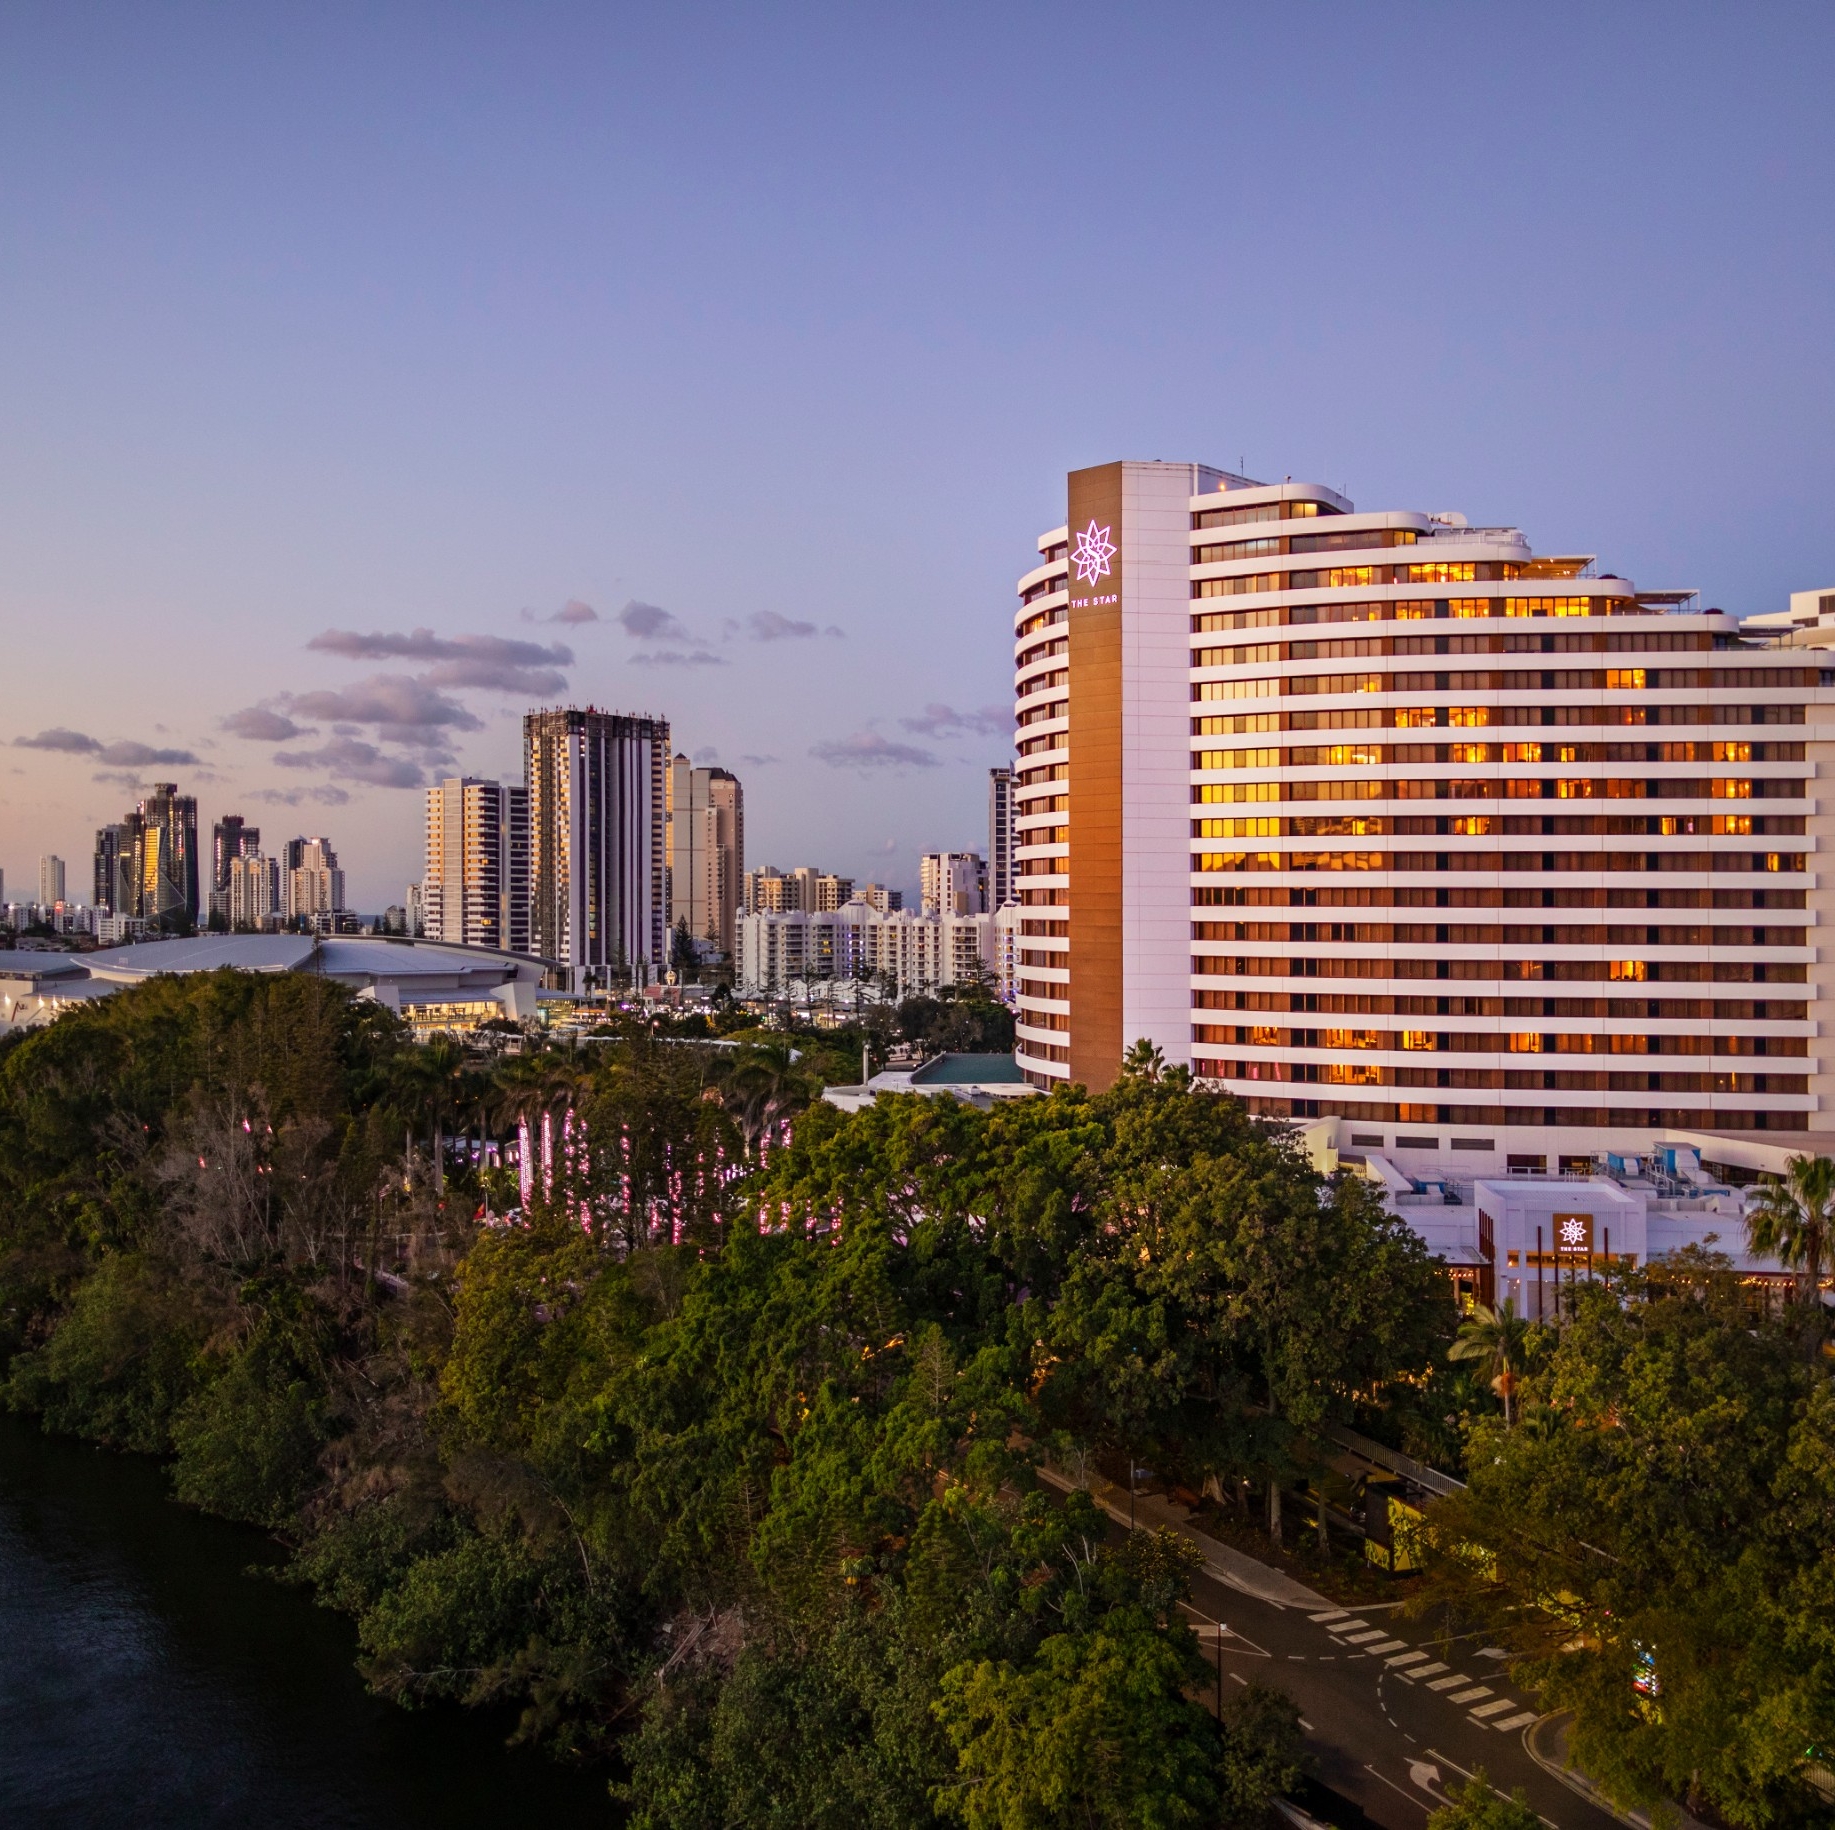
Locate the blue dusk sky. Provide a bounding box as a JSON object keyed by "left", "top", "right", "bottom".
{"left": 1, "top": 4, "right": 1831, "bottom": 908}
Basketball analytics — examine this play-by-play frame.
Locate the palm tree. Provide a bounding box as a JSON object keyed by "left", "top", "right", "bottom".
{"left": 1448, "top": 1298, "right": 1534, "bottom": 1428}
{"left": 724, "top": 1037, "right": 811, "bottom": 1157}
{"left": 1120, "top": 1038, "right": 1166, "bottom": 1082}
{"left": 1745, "top": 1153, "right": 1835, "bottom": 1312}
{"left": 389, "top": 1035, "right": 466, "bottom": 1195}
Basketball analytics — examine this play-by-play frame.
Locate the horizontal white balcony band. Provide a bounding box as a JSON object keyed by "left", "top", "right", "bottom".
{"left": 1015, "top": 663, "right": 1067, "bottom": 688}
{"left": 1193, "top": 1082, "right": 1816, "bottom": 1116}
{"left": 1211, "top": 1046, "right": 1816, "bottom": 1069}
{"left": 1184, "top": 680, "right": 1819, "bottom": 705}
{"left": 1141, "top": 1016, "right": 1810, "bottom": 1041}
{"left": 1185, "top": 792, "right": 1813, "bottom": 808}
{"left": 1190, "top": 978, "right": 1811, "bottom": 1001}
{"left": 1186, "top": 945, "right": 1814, "bottom": 963}
{"left": 1193, "top": 800, "right": 1813, "bottom": 816}
{"left": 1185, "top": 869, "right": 1818, "bottom": 885}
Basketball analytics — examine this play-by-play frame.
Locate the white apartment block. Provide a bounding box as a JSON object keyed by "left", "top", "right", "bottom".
{"left": 228, "top": 854, "right": 279, "bottom": 930}
{"left": 423, "top": 777, "right": 529, "bottom": 954}
{"left": 921, "top": 851, "right": 986, "bottom": 916}
{"left": 744, "top": 865, "right": 854, "bottom": 914}
{"left": 738, "top": 901, "right": 993, "bottom": 998}
{"left": 285, "top": 838, "right": 345, "bottom": 923}
{"left": 1010, "top": 457, "right": 1835, "bottom": 1188}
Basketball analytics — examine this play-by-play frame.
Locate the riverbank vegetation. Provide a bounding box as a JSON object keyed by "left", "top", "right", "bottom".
{"left": 0, "top": 971, "right": 1830, "bottom": 1826}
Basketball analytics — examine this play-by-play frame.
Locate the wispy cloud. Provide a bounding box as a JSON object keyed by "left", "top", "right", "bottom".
{"left": 308, "top": 628, "right": 572, "bottom": 667}
{"left": 747, "top": 610, "right": 819, "bottom": 641}
{"left": 739, "top": 753, "right": 780, "bottom": 766}
{"left": 15, "top": 727, "right": 102, "bottom": 753}
{"left": 617, "top": 599, "right": 691, "bottom": 641}
{"left": 249, "top": 784, "right": 352, "bottom": 807}
{"left": 287, "top": 675, "right": 484, "bottom": 735}
{"left": 223, "top": 707, "right": 315, "bottom": 741}
{"left": 15, "top": 728, "right": 197, "bottom": 764}
{"left": 550, "top": 599, "right": 599, "bottom": 625}
{"left": 632, "top": 649, "right": 727, "bottom": 668}
{"left": 96, "top": 740, "right": 199, "bottom": 767}
{"left": 306, "top": 628, "right": 571, "bottom": 694}
{"left": 899, "top": 703, "right": 1009, "bottom": 739}
{"left": 273, "top": 737, "right": 426, "bottom": 789}
{"left": 810, "top": 731, "right": 940, "bottom": 769}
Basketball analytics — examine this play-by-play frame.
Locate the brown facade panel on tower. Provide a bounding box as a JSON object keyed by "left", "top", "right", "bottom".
{"left": 1066, "top": 462, "right": 1124, "bottom": 1088}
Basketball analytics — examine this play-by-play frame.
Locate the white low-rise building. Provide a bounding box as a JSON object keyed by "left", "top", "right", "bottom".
{"left": 738, "top": 899, "right": 993, "bottom": 998}
{"left": 1318, "top": 1123, "right": 1805, "bottom": 1306}
{"left": 0, "top": 934, "right": 551, "bottom": 1035}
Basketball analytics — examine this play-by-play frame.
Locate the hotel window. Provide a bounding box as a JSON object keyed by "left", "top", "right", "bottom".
{"left": 1193, "top": 642, "right": 1281, "bottom": 666}
{"left": 1288, "top": 528, "right": 1417, "bottom": 555}
{"left": 1195, "top": 781, "right": 1280, "bottom": 804}
{"left": 1407, "top": 562, "right": 1479, "bottom": 584}
{"left": 1195, "top": 537, "right": 1284, "bottom": 562}
{"left": 1504, "top": 596, "right": 1596, "bottom": 618}
{"left": 1193, "top": 747, "right": 1279, "bottom": 769}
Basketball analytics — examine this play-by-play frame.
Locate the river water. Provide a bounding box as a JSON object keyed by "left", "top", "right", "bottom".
{"left": 0, "top": 1416, "right": 616, "bottom": 1828}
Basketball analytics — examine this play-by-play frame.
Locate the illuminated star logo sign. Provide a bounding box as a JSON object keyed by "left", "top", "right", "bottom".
{"left": 1559, "top": 1218, "right": 1588, "bottom": 1248}
{"left": 1071, "top": 519, "right": 1116, "bottom": 585}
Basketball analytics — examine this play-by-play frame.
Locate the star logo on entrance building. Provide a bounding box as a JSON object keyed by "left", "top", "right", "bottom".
{"left": 1559, "top": 1217, "right": 1588, "bottom": 1248}
{"left": 1071, "top": 519, "right": 1116, "bottom": 586}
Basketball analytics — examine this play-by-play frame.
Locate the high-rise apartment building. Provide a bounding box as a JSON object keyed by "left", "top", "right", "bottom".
{"left": 1012, "top": 459, "right": 1829, "bottom": 1166}
{"left": 134, "top": 784, "right": 199, "bottom": 929}
{"left": 744, "top": 865, "right": 853, "bottom": 915}
{"left": 209, "top": 817, "right": 258, "bottom": 924}
{"left": 525, "top": 707, "right": 669, "bottom": 991}
{"left": 920, "top": 851, "right": 986, "bottom": 918}
{"left": 228, "top": 853, "right": 279, "bottom": 930}
{"left": 283, "top": 837, "right": 346, "bottom": 926}
{"left": 38, "top": 856, "right": 65, "bottom": 907}
{"left": 93, "top": 823, "right": 135, "bottom": 914}
{"left": 988, "top": 767, "right": 1016, "bottom": 911}
{"left": 423, "top": 777, "right": 529, "bottom": 953}
{"left": 667, "top": 757, "right": 744, "bottom": 957}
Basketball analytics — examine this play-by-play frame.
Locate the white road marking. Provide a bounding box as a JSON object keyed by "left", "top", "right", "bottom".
{"left": 1367, "top": 1638, "right": 1408, "bottom": 1654}
{"left": 1493, "top": 1710, "right": 1540, "bottom": 1731}
{"left": 1364, "top": 1765, "right": 1431, "bottom": 1814}
{"left": 1310, "top": 1610, "right": 1349, "bottom": 1623}
{"left": 1426, "top": 1674, "right": 1470, "bottom": 1690}
{"left": 1448, "top": 1686, "right": 1494, "bottom": 1704}
{"left": 1413, "top": 1662, "right": 1449, "bottom": 1678}
{"left": 1470, "top": 1698, "right": 1516, "bottom": 1719}
{"left": 1407, "top": 1759, "right": 1446, "bottom": 1798}
{"left": 1332, "top": 1618, "right": 1372, "bottom": 1633}
{"left": 1387, "top": 1651, "right": 1429, "bottom": 1668}
{"left": 1344, "top": 1629, "right": 1389, "bottom": 1644}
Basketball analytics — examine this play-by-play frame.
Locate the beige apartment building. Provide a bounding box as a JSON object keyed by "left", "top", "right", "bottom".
{"left": 668, "top": 757, "right": 744, "bottom": 957}
{"left": 1012, "top": 459, "right": 1834, "bottom": 1172}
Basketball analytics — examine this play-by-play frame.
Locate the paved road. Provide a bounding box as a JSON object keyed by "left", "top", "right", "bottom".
{"left": 1042, "top": 1469, "right": 1625, "bottom": 1829}
{"left": 1179, "top": 1568, "right": 1620, "bottom": 1829}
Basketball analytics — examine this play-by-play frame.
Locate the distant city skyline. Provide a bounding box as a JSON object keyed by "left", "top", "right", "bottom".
{"left": 1, "top": 8, "right": 1831, "bottom": 905}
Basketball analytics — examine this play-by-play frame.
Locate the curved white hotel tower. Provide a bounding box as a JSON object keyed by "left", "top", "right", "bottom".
{"left": 1012, "top": 460, "right": 1835, "bottom": 1167}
